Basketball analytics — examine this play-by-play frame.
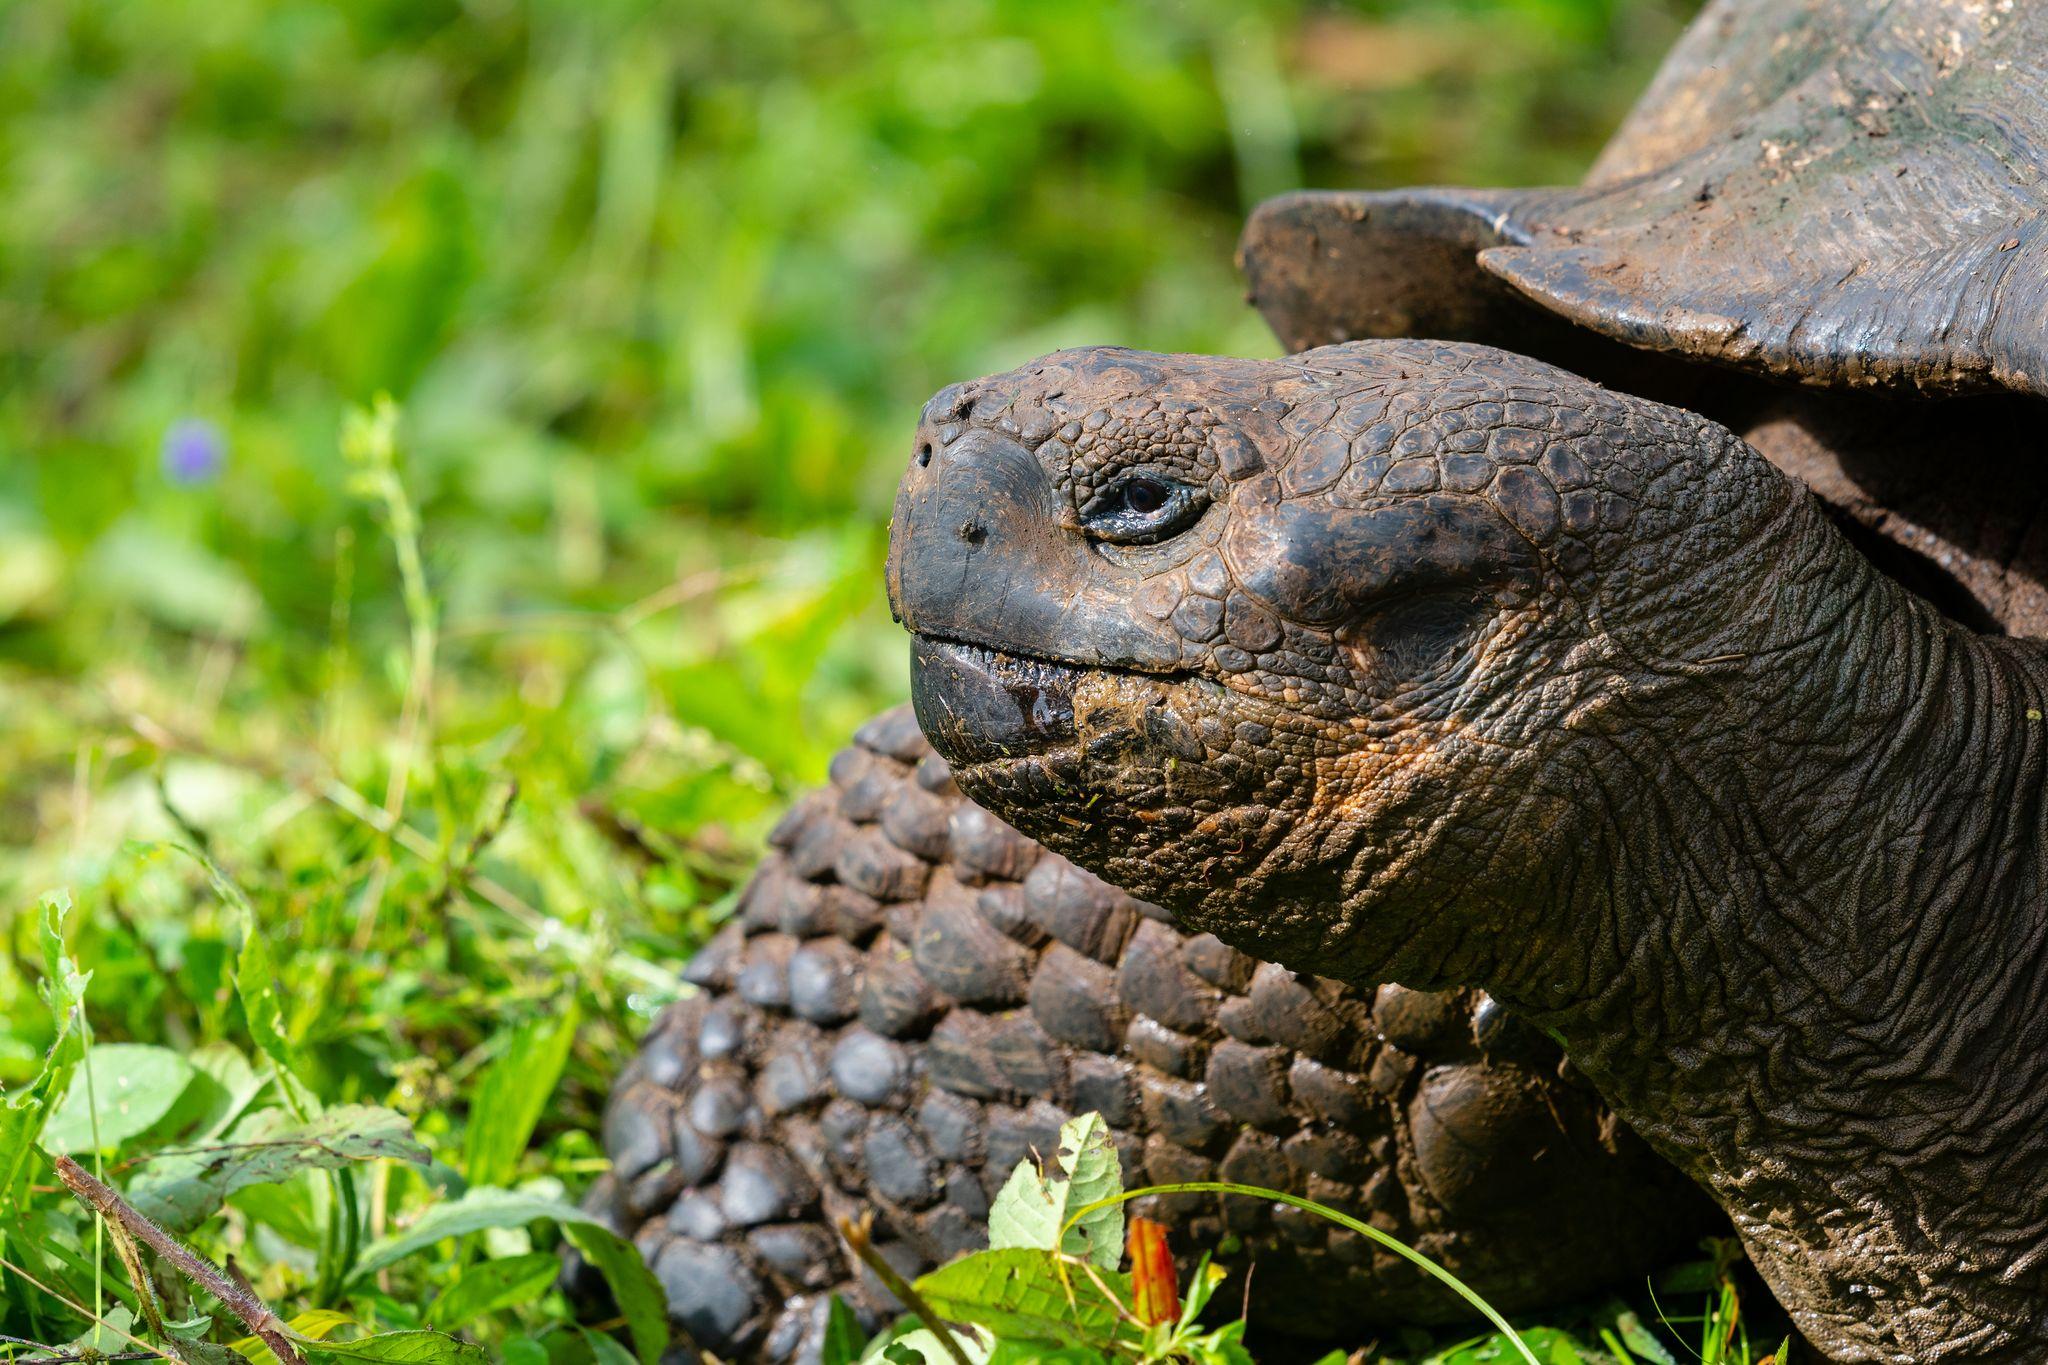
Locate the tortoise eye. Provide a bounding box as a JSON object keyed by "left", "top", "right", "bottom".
{"left": 1121, "top": 478, "right": 1169, "bottom": 515}
{"left": 1083, "top": 474, "right": 1205, "bottom": 545}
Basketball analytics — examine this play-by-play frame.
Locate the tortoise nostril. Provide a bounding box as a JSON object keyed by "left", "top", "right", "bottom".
{"left": 916, "top": 442, "right": 933, "bottom": 468}
{"left": 957, "top": 519, "right": 986, "bottom": 545}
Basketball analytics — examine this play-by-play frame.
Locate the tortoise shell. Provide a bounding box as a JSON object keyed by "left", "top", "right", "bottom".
{"left": 1241, "top": 0, "right": 2048, "bottom": 400}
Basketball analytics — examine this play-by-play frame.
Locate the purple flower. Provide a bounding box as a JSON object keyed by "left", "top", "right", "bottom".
{"left": 161, "top": 418, "right": 225, "bottom": 486}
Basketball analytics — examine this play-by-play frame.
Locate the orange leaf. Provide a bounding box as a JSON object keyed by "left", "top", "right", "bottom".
{"left": 1128, "top": 1215, "right": 1180, "bottom": 1326}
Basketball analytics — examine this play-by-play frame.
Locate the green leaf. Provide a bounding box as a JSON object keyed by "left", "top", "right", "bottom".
{"left": 821, "top": 1296, "right": 868, "bottom": 1365}
{"left": 579, "top": 1327, "right": 640, "bottom": 1365}
{"left": 987, "top": 1113, "right": 1124, "bottom": 1270}
{"left": 185, "top": 1043, "right": 270, "bottom": 1140}
{"left": 352, "top": 1189, "right": 585, "bottom": 1280}
{"left": 350, "top": 1186, "right": 660, "bottom": 1361}
{"left": 561, "top": 1221, "right": 667, "bottom": 1365}
{"left": 983, "top": 1344, "right": 1106, "bottom": 1365}
{"left": 233, "top": 922, "right": 317, "bottom": 1117}
{"left": 1179, "top": 1318, "right": 1255, "bottom": 1365}
{"left": 881, "top": 1326, "right": 992, "bottom": 1365}
{"left": 41, "top": 1043, "right": 197, "bottom": 1153}
{"left": 913, "top": 1249, "right": 1132, "bottom": 1350}
{"left": 1602, "top": 1304, "right": 1677, "bottom": 1365}
{"left": 1429, "top": 1327, "right": 1589, "bottom": 1365}
{"left": 304, "top": 1330, "right": 489, "bottom": 1365}
{"left": 423, "top": 1252, "right": 562, "bottom": 1332}
{"left": 0, "top": 896, "right": 91, "bottom": 1226}
{"left": 128, "top": 1103, "right": 427, "bottom": 1232}
{"left": 499, "top": 1338, "right": 548, "bottom": 1365}
{"left": 463, "top": 1003, "right": 581, "bottom": 1190}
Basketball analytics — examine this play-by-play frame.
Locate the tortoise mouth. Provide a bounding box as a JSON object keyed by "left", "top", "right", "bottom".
{"left": 909, "top": 635, "right": 1193, "bottom": 767}
{"left": 909, "top": 635, "right": 1086, "bottom": 766}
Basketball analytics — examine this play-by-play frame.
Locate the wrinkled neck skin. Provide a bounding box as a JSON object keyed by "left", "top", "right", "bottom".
{"left": 1489, "top": 495, "right": 2048, "bottom": 1362}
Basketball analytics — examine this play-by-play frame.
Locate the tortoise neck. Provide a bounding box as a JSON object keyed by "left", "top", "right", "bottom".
{"left": 1524, "top": 534, "right": 2048, "bottom": 1359}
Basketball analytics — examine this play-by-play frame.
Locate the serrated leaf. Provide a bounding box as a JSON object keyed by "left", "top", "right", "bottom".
{"left": 128, "top": 1103, "right": 427, "bottom": 1232}
{"left": 463, "top": 1004, "right": 580, "bottom": 1190}
{"left": 41, "top": 1044, "right": 197, "bottom": 1153}
{"left": 423, "top": 1252, "right": 561, "bottom": 1332}
{"left": 988, "top": 1160, "right": 1061, "bottom": 1252}
{"left": 4, "top": 894, "right": 92, "bottom": 1222}
{"left": 303, "top": 1330, "right": 488, "bottom": 1364}
{"left": 987, "top": 1113, "right": 1123, "bottom": 1270}
{"left": 913, "top": 1248, "right": 1132, "bottom": 1350}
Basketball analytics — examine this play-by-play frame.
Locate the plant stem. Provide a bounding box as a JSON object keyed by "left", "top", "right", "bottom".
{"left": 52, "top": 1157, "right": 308, "bottom": 1365}
{"left": 1064, "top": 1182, "right": 1542, "bottom": 1365}
{"left": 836, "top": 1213, "right": 974, "bottom": 1365}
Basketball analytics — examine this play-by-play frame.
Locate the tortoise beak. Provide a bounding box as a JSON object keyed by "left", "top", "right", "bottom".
{"left": 908, "top": 636, "right": 1079, "bottom": 764}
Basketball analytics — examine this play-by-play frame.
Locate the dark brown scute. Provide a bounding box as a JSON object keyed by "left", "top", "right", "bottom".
{"left": 582, "top": 707, "right": 1717, "bottom": 1361}
{"left": 1243, "top": 0, "right": 2048, "bottom": 401}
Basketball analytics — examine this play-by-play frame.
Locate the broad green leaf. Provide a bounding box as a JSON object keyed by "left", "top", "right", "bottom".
{"left": 561, "top": 1221, "right": 667, "bottom": 1365}
{"left": 881, "top": 1326, "right": 992, "bottom": 1365}
{"left": 128, "top": 1103, "right": 427, "bottom": 1232}
{"left": 184, "top": 1043, "right": 270, "bottom": 1140}
{"left": 987, "top": 1112, "right": 1124, "bottom": 1270}
{"left": 499, "top": 1338, "right": 548, "bottom": 1365}
{"left": 304, "top": 1330, "right": 488, "bottom": 1365}
{"left": 913, "top": 1249, "right": 1132, "bottom": 1350}
{"left": 463, "top": 1003, "right": 581, "bottom": 1190}
{"left": 988, "top": 1162, "right": 1061, "bottom": 1253}
{"left": 982, "top": 1344, "right": 1106, "bottom": 1365}
{"left": 821, "top": 1296, "right": 867, "bottom": 1365}
{"left": 41, "top": 1043, "right": 197, "bottom": 1153}
{"left": 423, "top": 1252, "right": 562, "bottom": 1331}
{"left": 58, "top": 1305, "right": 142, "bottom": 1357}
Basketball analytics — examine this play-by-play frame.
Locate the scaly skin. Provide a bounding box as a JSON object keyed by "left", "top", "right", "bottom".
{"left": 887, "top": 339, "right": 2048, "bottom": 1362}
{"left": 586, "top": 706, "right": 1712, "bottom": 1360}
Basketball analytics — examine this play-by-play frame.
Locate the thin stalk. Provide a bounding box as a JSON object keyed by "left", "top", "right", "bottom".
{"left": 52, "top": 1157, "right": 307, "bottom": 1365}
{"left": 836, "top": 1214, "right": 974, "bottom": 1365}
{"left": 1062, "top": 1181, "right": 1541, "bottom": 1365}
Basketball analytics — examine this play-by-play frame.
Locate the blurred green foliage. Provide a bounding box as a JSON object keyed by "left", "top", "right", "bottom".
{"left": 0, "top": 0, "right": 1699, "bottom": 1358}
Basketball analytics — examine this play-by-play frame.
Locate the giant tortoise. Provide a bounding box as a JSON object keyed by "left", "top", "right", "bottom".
{"left": 602, "top": 0, "right": 2048, "bottom": 1360}
{"left": 890, "top": 0, "right": 2048, "bottom": 1360}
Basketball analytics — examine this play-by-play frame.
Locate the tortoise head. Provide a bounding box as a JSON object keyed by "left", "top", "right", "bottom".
{"left": 887, "top": 338, "right": 1807, "bottom": 991}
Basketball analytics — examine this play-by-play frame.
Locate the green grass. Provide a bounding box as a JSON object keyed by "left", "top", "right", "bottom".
{"left": 0, "top": 0, "right": 1732, "bottom": 1360}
